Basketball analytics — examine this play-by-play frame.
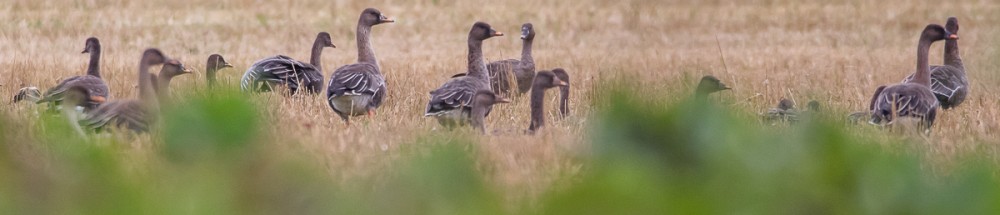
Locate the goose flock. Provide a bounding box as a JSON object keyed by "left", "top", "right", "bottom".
{"left": 9, "top": 10, "right": 968, "bottom": 135}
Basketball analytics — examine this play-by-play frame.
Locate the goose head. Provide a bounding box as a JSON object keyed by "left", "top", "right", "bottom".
{"left": 207, "top": 54, "right": 232, "bottom": 71}
{"left": 160, "top": 59, "right": 192, "bottom": 79}
{"left": 923, "top": 24, "right": 957, "bottom": 41}
{"left": 777, "top": 98, "right": 794, "bottom": 111}
{"left": 946, "top": 17, "right": 959, "bottom": 35}
{"left": 534, "top": 71, "right": 568, "bottom": 89}
{"left": 362, "top": 8, "right": 394, "bottom": 26}
{"left": 142, "top": 49, "right": 169, "bottom": 65}
{"left": 82, "top": 37, "right": 100, "bottom": 54}
{"left": 470, "top": 22, "right": 504, "bottom": 41}
{"left": 520, "top": 23, "right": 535, "bottom": 40}
{"left": 316, "top": 32, "right": 336, "bottom": 48}
{"left": 807, "top": 100, "right": 820, "bottom": 112}
{"left": 696, "top": 75, "right": 730, "bottom": 94}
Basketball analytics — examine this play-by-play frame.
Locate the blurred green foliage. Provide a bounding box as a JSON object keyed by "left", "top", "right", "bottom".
{"left": 0, "top": 87, "right": 999, "bottom": 215}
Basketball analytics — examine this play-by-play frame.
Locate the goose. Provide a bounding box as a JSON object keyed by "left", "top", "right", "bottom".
{"left": 695, "top": 75, "right": 730, "bottom": 99}
{"left": 205, "top": 54, "right": 233, "bottom": 88}
{"left": 12, "top": 86, "right": 41, "bottom": 103}
{"left": 241, "top": 32, "right": 334, "bottom": 95}
{"left": 425, "top": 22, "right": 504, "bottom": 127}
{"left": 869, "top": 24, "right": 956, "bottom": 130}
{"left": 528, "top": 71, "right": 569, "bottom": 132}
{"left": 551, "top": 68, "right": 570, "bottom": 118}
{"left": 37, "top": 37, "right": 109, "bottom": 112}
{"left": 326, "top": 8, "right": 394, "bottom": 122}
{"left": 80, "top": 49, "right": 170, "bottom": 132}
{"left": 901, "top": 17, "right": 967, "bottom": 109}
{"left": 486, "top": 23, "right": 536, "bottom": 97}
{"left": 764, "top": 98, "right": 798, "bottom": 122}
{"left": 154, "top": 60, "right": 192, "bottom": 106}
{"left": 470, "top": 90, "right": 510, "bottom": 134}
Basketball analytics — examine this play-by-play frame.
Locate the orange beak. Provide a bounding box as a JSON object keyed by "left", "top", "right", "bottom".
{"left": 493, "top": 31, "right": 504, "bottom": 36}
{"left": 90, "top": 96, "right": 107, "bottom": 103}
{"left": 948, "top": 34, "right": 959, "bottom": 40}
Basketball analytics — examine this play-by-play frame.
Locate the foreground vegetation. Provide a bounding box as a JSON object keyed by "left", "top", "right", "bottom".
{"left": 2, "top": 88, "right": 1000, "bottom": 214}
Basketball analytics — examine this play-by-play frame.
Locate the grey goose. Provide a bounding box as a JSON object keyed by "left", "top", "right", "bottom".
{"left": 38, "top": 37, "right": 109, "bottom": 112}
{"left": 901, "top": 17, "right": 967, "bottom": 109}
{"left": 326, "top": 8, "right": 394, "bottom": 122}
{"left": 241, "top": 32, "right": 334, "bottom": 95}
{"left": 425, "top": 22, "right": 504, "bottom": 127}
{"left": 869, "top": 24, "right": 956, "bottom": 129}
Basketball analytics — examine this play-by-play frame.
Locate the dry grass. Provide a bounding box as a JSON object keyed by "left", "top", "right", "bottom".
{"left": 2, "top": 0, "right": 1000, "bottom": 204}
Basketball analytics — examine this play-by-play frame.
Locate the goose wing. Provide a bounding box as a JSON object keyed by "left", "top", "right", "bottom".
{"left": 425, "top": 78, "right": 479, "bottom": 115}
{"left": 241, "top": 55, "right": 322, "bottom": 93}
{"left": 327, "top": 63, "right": 385, "bottom": 97}
{"left": 81, "top": 100, "right": 149, "bottom": 132}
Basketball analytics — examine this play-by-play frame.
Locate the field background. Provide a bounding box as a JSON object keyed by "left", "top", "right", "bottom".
{"left": 2, "top": 0, "right": 1000, "bottom": 208}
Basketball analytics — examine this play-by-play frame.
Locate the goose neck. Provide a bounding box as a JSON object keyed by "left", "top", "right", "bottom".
{"left": 529, "top": 85, "right": 546, "bottom": 131}
{"left": 310, "top": 38, "right": 326, "bottom": 72}
{"left": 86, "top": 48, "right": 101, "bottom": 77}
{"left": 520, "top": 39, "right": 534, "bottom": 64}
{"left": 944, "top": 39, "right": 964, "bottom": 70}
{"left": 913, "top": 36, "right": 933, "bottom": 87}
{"left": 357, "top": 24, "right": 379, "bottom": 70}
{"left": 467, "top": 40, "right": 488, "bottom": 79}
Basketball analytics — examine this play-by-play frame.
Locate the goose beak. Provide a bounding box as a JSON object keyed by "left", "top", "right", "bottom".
{"left": 493, "top": 31, "right": 504, "bottom": 36}
{"left": 554, "top": 79, "right": 569, "bottom": 87}
{"left": 380, "top": 15, "right": 395, "bottom": 23}
{"left": 947, "top": 34, "right": 959, "bottom": 40}
{"left": 81, "top": 48, "right": 89, "bottom": 54}
{"left": 222, "top": 62, "right": 233, "bottom": 68}
{"left": 90, "top": 96, "right": 106, "bottom": 103}
{"left": 496, "top": 97, "right": 510, "bottom": 104}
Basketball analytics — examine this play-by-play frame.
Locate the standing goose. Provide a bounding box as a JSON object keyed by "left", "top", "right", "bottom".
{"left": 206, "top": 54, "right": 233, "bottom": 88}
{"left": 425, "top": 22, "right": 504, "bottom": 127}
{"left": 12, "top": 86, "right": 41, "bottom": 103}
{"left": 470, "top": 90, "right": 510, "bottom": 134}
{"left": 81, "top": 49, "right": 170, "bottom": 132}
{"left": 326, "top": 8, "right": 394, "bottom": 122}
{"left": 901, "top": 17, "right": 967, "bottom": 109}
{"left": 551, "top": 68, "right": 570, "bottom": 118}
{"left": 486, "top": 23, "right": 536, "bottom": 97}
{"left": 37, "top": 37, "right": 109, "bottom": 112}
{"left": 869, "top": 24, "right": 955, "bottom": 129}
{"left": 528, "top": 71, "right": 568, "bottom": 132}
{"left": 241, "top": 32, "right": 334, "bottom": 95}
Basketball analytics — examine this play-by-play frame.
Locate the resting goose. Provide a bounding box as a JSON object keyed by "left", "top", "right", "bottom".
{"left": 38, "top": 37, "right": 109, "bottom": 112}
{"left": 425, "top": 22, "right": 504, "bottom": 127}
{"left": 205, "top": 54, "right": 233, "bottom": 88}
{"left": 326, "top": 8, "right": 394, "bottom": 122}
{"left": 12, "top": 86, "right": 41, "bottom": 103}
{"left": 763, "top": 98, "right": 801, "bottom": 123}
{"left": 901, "top": 17, "right": 967, "bottom": 109}
{"left": 241, "top": 32, "right": 334, "bottom": 95}
{"left": 470, "top": 90, "right": 509, "bottom": 134}
{"left": 551, "top": 68, "right": 570, "bottom": 118}
{"left": 81, "top": 49, "right": 170, "bottom": 132}
{"left": 528, "top": 71, "right": 568, "bottom": 132}
{"left": 869, "top": 24, "right": 955, "bottom": 130}
{"left": 487, "top": 23, "right": 536, "bottom": 97}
